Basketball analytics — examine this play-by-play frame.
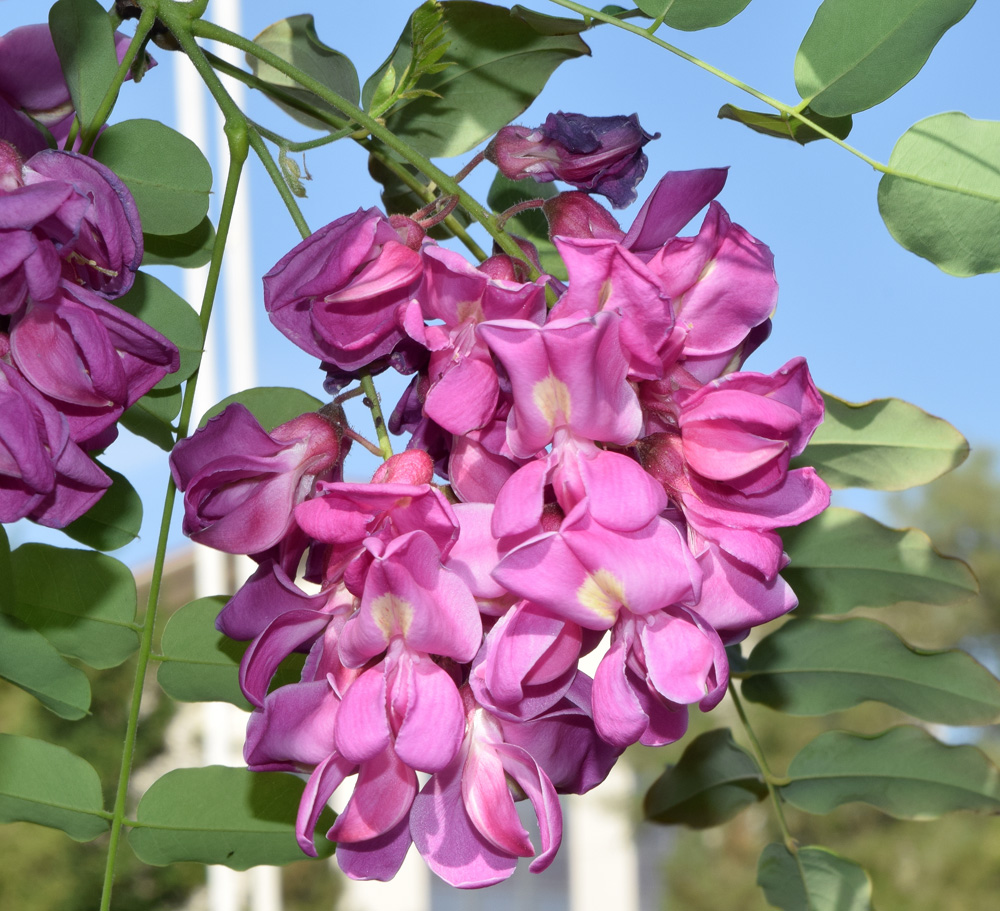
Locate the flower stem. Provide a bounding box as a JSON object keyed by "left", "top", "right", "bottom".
{"left": 79, "top": 4, "right": 157, "bottom": 153}
{"left": 190, "top": 19, "right": 538, "bottom": 272}
{"left": 359, "top": 372, "right": 393, "bottom": 461}
{"left": 730, "top": 687, "right": 797, "bottom": 854}
{"left": 98, "top": 20, "right": 250, "bottom": 907}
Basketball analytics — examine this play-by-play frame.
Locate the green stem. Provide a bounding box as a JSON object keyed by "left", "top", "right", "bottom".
{"left": 544, "top": 0, "right": 887, "bottom": 172}
{"left": 201, "top": 46, "right": 489, "bottom": 261}
{"left": 190, "top": 19, "right": 537, "bottom": 272}
{"left": 98, "top": 476, "right": 177, "bottom": 911}
{"left": 250, "top": 118, "right": 353, "bottom": 152}
{"left": 359, "top": 372, "right": 393, "bottom": 461}
{"left": 730, "top": 688, "right": 798, "bottom": 854}
{"left": 98, "top": 26, "right": 250, "bottom": 910}
{"left": 79, "top": 4, "right": 157, "bottom": 152}
{"left": 248, "top": 127, "right": 312, "bottom": 240}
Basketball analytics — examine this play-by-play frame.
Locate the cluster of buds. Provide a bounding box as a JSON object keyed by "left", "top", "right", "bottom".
{"left": 172, "top": 113, "right": 829, "bottom": 888}
{"left": 0, "top": 24, "right": 177, "bottom": 527}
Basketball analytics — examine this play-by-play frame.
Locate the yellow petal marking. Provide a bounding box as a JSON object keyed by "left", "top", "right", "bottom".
{"left": 370, "top": 593, "right": 414, "bottom": 639}
{"left": 576, "top": 569, "right": 627, "bottom": 621}
{"left": 532, "top": 373, "right": 572, "bottom": 430}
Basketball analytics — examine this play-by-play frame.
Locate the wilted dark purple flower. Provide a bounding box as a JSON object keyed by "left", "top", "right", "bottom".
{"left": 487, "top": 112, "right": 658, "bottom": 208}
{"left": 0, "top": 358, "right": 110, "bottom": 526}
{"left": 7, "top": 280, "right": 179, "bottom": 445}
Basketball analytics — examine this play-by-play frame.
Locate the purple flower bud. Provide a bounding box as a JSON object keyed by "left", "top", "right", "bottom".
{"left": 170, "top": 404, "right": 351, "bottom": 555}
{"left": 487, "top": 112, "right": 658, "bottom": 208}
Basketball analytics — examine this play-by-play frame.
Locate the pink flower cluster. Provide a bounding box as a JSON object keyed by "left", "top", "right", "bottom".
{"left": 0, "top": 24, "right": 176, "bottom": 527}
{"left": 173, "top": 150, "right": 829, "bottom": 887}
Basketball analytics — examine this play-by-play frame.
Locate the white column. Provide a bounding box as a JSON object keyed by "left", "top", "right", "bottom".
{"left": 567, "top": 762, "right": 640, "bottom": 911}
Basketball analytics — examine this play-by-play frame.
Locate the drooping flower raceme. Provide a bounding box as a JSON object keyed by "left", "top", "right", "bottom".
{"left": 176, "top": 114, "right": 831, "bottom": 889}
{"left": 0, "top": 81, "right": 178, "bottom": 525}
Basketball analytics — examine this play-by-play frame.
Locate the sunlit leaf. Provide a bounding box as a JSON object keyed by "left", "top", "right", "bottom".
{"left": 49, "top": 0, "right": 118, "bottom": 129}
{"left": 364, "top": 1, "right": 590, "bottom": 158}
{"left": 510, "top": 5, "right": 592, "bottom": 35}
{"left": 157, "top": 597, "right": 251, "bottom": 710}
{"left": 486, "top": 172, "right": 565, "bottom": 279}
{"left": 199, "top": 388, "right": 324, "bottom": 432}
{"left": 143, "top": 217, "right": 216, "bottom": 268}
{"left": 644, "top": 729, "right": 767, "bottom": 828}
{"left": 0, "top": 735, "right": 107, "bottom": 841}
{"left": 742, "top": 617, "right": 1000, "bottom": 724}
{"left": 757, "top": 844, "right": 874, "bottom": 911}
{"left": 120, "top": 386, "right": 181, "bottom": 451}
{"left": 795, "top": 0, "right": 976, "bottom": 116}
{"left": 717, "top": 104, "right": 852, "bottom": 145}
{"left": 62, "top": 465, "right": 142, "bottom": 552}
{"left": 782, "top": 726, "right": 1000, "bottom": 819}
{"left": 636, "top": 0, "right": 752, "bottom": 31}
{"left": 795, "top": 392, "right": 969, "bottom": 490}
{"left": 247, "top": 15, "right": 360, "bottom": 131}
{"left": 7, "top": 544, "right": 138, "bottom": 669}
{"left": 115, "top": 271, "right": 203, "bottom": 389}
{"left": 781, "top": 508, "right": 978, "bottom": 615}
{"left": 0, "top": 612, "right": 90, "bottom": 720}
{"left": 878, "top": 113, "right": 1000, "bottom": 276}
{"left": 129, "top": 766, "right": 337, "bottom": 868}
{"left": 93, "top": 119, "right": 212, "bottom": 236}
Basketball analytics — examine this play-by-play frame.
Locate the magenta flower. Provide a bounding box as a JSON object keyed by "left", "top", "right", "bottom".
{"left": 639, "top": 357, "right": 830, "bottom": 578}
{"left": 487, "top": 112, "right": 658, "bottom": 208}
{"left": 170, "top": 404, "right": 350, "bottom": 555}
{"left": 263, "top": 208, "right": 424, "bottom": 371}
{"left": 400, "top": 245, "right": 547, "bottom": 434}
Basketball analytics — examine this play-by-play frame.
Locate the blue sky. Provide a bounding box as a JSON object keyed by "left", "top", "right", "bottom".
{"left": 4, "top": 0, "right": 998, "bottom": 565}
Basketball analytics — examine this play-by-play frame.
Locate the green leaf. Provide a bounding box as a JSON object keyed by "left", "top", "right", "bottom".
{"left": 48, "top": 0, "right": 119, "bottom": 129}
{"left": 782, "top": 726, "right": 1000, "bottom": 819}
{"left": 742, "top": 617, "right": 1000, "bottom": 725}
{"left": 93, "top": 119, "right": 213, "bottom": 236}
{"left": 757, "top": 844, "right": 874, "bottom": 911}
{"left": 129, "top": 766, "right": 337, "bottom": 868}
{"left": 0, "top": 735, "right": 107, "bottom": 841}
{"left": 717, "top": 104, "right": 852, "bottom": 145}
{"left": 365, "top": 1, "right": 590, "bottom": 158}
{"left": 62, "top": 465, "right": 143, "bottom": 552}
{"left": 143, "top": 217, "right": 216, "bottom": 269}
{"left": 795, "top": 392, "right": 969, "bottom": 490}
{"left": 247, "top": 15, "right": 360, "bottom": 131}
{"left": 644, "top": 729, "right": 767, "bottom": 828}
{"left": 115, "top": 271, "right": 203, "bottom": 389}
{"left": 0, "top": 612, "right": 91, "bottom": 720}
{"left": 7, "top": 544, "right": 138, "bottom": 669}
{"left": 157, "top": 597, "right": 251, "bottom": 710}
{"left": 199, "top": 387, "right": 324, "bottom": 432}
{"left": 120, "top": 386, "right": 181, "bottom": 451}
{"left": 781, "top": 507, "right": 978, "bottom": 615}
{"left": 878, "top": 113, "right": 1000, "bottom": 276}
{"left": 636, "top": 0, "right": 752, "bottom": 31}
{"left": 486, "top": 172, "right": 566, "bottom": 280}
{"left": 795, "top": 0, "right": 976, "bottom": 116}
